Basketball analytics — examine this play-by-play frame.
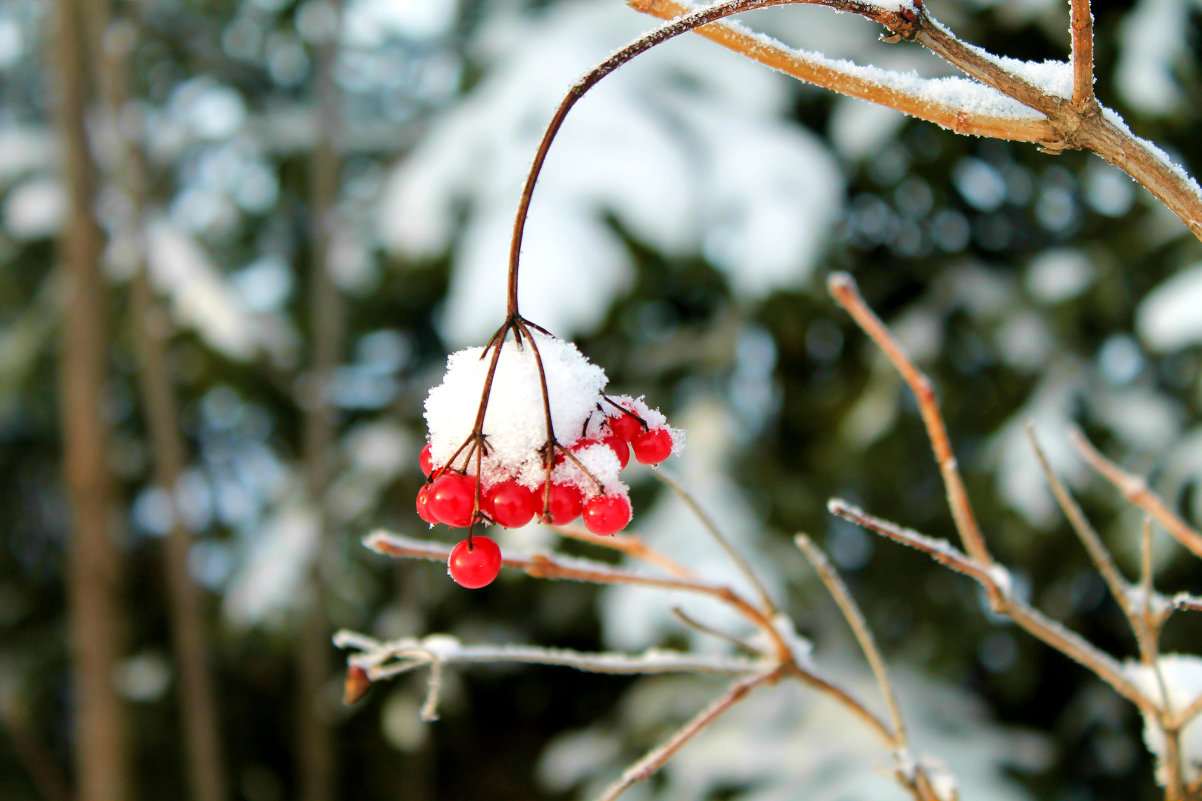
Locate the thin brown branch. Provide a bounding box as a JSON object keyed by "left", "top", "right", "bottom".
{"left": 366, "top": 531, "right": 794, "bottom": 663}
{"left": 827, "top": 272, "right": 991, "bottom": 567}
{"left": 829, "top": 499, "right": 1151, "bottom": 713}
{"left": 654, "top": 469, "right": 779, "bottom": 617}
{"left": 1025, "top": 424, "right": 1136, "bottom": 628}
{"left": 1069, "top": 0, "right": 1095, "bottom": 108}
{"left": 551, "top": 525, "right": 695, "bottom": 579}
{"left": 1070, "top": 427, "right": 1202, "bottom": 561}
{"left": 631, "top": 0, "right": 1053, "bottom": 143}
{"left": 365, "top": 531, "right": 898, "bottom": 746}
{"left": 795, "top": 534, "right": 906, "bottom": 747}
{"left": 595, "top": 667, "right": 786, "bottom": 801}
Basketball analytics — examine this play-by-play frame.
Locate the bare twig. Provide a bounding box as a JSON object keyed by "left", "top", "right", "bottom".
{"left": 595, "top": 667, "right": 787, "bottom": 801}
{"left": 795, "top": 534, "right": 906, "bottom": 746}
{"left": 828, "top": 500, "right": 1151, "bottom": 713}
{"left": 654, "top": 469, "right": 779, "bottom": 617}
{"left": 1025, "top": 424, "right": 1136, "bottom": 628}
{"left": 1069, "top": 0, "right": 1095, "bottom": 108}
{"left": 827, "top": 272, "right": 991, "bottom": 568}
{"left": 552, "top": 524, "right": 695, "bottom": 579}
{"left": 365, "top": 531, "right": 794, "bottom": 662}
{"left": 1069, "top": 428, "right": 1202, "bottom": 561}
{"left": 671, "top": 607, "right": 762, "bottom": 655}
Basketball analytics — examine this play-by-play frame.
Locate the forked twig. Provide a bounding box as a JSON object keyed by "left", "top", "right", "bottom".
{"left": 827, "top": 272, "right": 991, "bottom": 568}
{"left": 1069, "top": 427, "right": 1202, "bottom": 561}
{"left": 553, "top": 524, "right": 695, "bottom": 579}
{"left": 595, "top": 667, "right": 787, "bottom": 801}
{"left": 654, "top": 469, "right": 779, "bottom": 617}
{"left": 1024, "top": 424, "right": 1138, "bottom": 631}
{"left": 795, "top": 534, "right": 906, "bottom": 746}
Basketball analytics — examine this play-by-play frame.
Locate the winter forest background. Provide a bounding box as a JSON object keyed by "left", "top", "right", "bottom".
{"left": 5, "top": 0, "right": 1202, "bottom": 798}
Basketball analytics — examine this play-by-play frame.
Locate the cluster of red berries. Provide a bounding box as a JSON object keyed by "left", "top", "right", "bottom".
{"left": 416, "top": 400, "right": 679, "bottom": 589}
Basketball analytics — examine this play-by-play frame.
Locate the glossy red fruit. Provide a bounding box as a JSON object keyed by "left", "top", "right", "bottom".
{"left": 631, "top": 427, "right": 673, "bottom": 465}
{"left": 484, "top": 480, "right": 538, "bottom": 528}
{"left": 428, "top": 473, "right": 478, "bottom": 527}
{"left": 415, "top": 484, "right": 439, "bottom": 524}
{"left": 419, "top": 444, "right": 434, "bottom": 477}
{"left": 601, "top": 434, "right": 630, "bottom": 468}
{"left": 582, "top": 494, "right": 632, "bottom": 536}
{"left": 538, "top": 482, "right": 584, "bottom": 525}
{"left": 447, "top": 536, "right": 502, "bottom": 588}
{"left": 607, "top": 412, "right": 643, "bottom": 442}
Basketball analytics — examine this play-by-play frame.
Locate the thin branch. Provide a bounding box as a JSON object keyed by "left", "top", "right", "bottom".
{"left": 654, "top": 469, "right": 779, "bottom": 617}
{"left": 365, "top": 531, "right": 795, "bottom": 663}
{"left": 828, "top": 499, "right": 1151, "bottom": 712}
{"left": 631, "top": 0, "right": 1202, "bottom": 242}
{"left": 631, "top": 0, "right": 1054, "bottom": 143}
{"left": 795, "top": 534, "right": 906, "bottom": 747}
{"left": 1070, "top": 427, "right": 1202, "bottom": 561}
{"left": 671, "top": 607, "right": 763, "bottom": 655}
{"left": 552, "top": 524, "right": 695, "bottom": 579}
{"left": 827, "top": 272, "right": 991, "bottom": 568}
{"left": 595, "top": 667, "right": 786, "bottom": 801}
{"left": 1025, "top": 424, "right": 1136, "bottom": 627}
{"left": 335, "top": 632, "right": 769, "bottom": 679}
{"left": 1069, "top": 0, "right": 1095, "bottom": 108}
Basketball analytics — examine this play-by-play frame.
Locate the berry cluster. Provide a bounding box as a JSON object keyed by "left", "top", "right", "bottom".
{"left": 416, "top": 326, "right": 681, "bottom": 589}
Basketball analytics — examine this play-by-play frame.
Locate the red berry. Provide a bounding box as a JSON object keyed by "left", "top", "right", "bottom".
{"left": 538, "top": 482, "right": 584, "bottom": 525}
{"left": 419, "top": 444, "right": 434, "bottom": 477}
{"left": 631, "top": 427, "right": 674, "bottom": 464}
{"left": 582, "top": 495, "right": 632, "bottom": 536}
{"left": 416, "top": 485, "right": 439, "bottom": 524}
{"left": 607, "top": 412, "right": 643, "bottom": 442}
{"left": 484, "top": 480, "right": 538, "bottom": 528}
{"left": 447, "top": 536, "right": 502, "bottom": 589}
{"left": 601, "top": 434, "right": 630, "bottom": 468}
{"left": 428, "top": 473, "right": 478, "bottom": 527}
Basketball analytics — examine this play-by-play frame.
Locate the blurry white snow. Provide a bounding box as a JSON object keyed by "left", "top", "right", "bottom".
{"left": 598, "top": 398, "right": 785, "bottom": 655}
{"left": 1125, "top": 655, "right": 1202, "bottom": 786}
{"left": 342, "top": 0, "right": 455, "bottom": 45}
{"left": 989, "top": 371, "right": 1086, "bottom": 529}
{"left": 3, "top": 178, "right": 64, "bottom": 240}
{"left": 1136, "top": 264, "right": 1202, "bottom": 351}
{"left": 540, "top": 666, "right": 1046, "bottom": 801}
{"left": 1024, "top": 248, "right": 1095, "bottom": 303}
{"left": 145, "top": 216, "right": 298, "bottom": 366}
{"left": 223, "top": 485, "right": 321, "bottom": 626}
{"left": 378, "top": 0, "right": 843, "bottom": 344}
{"left": 1117, "top": 0, "right": 1187, "bottom": 115}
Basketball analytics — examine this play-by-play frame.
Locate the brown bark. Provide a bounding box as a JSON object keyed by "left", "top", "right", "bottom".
{"left": 49, "top": 0, "right": 131, "bottom": 796}
{"left": 297, "top": 5, "right": 345, "bottom": 799}
{"left": 91, "top": 13, "right": 231, "bottom": 800}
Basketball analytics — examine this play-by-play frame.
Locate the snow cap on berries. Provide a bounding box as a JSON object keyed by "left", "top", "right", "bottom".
{"left": 425, "top": 330, "right": 608, "bottom": 484}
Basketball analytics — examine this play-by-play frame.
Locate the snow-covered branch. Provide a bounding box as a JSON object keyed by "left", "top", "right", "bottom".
{"left": 632, "top": 0, "right": 1202, "bottom": 243}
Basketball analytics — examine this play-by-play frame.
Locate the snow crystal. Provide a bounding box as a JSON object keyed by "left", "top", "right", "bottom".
{"left": 1124, "top": 654, "right": 1202, "bottom": 785}
{"left": 1137, "top": 263, "right": 1202, "bottom": 351}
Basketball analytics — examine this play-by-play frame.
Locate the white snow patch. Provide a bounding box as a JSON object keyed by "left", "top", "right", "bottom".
{"left": 1137, "top": 264, "right": 1202, "bottom": 351}
{"left": 1125, "top": 654, "right": 1202, "bottom": 785}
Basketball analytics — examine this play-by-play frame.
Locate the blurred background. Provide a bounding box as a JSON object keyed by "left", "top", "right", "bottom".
{"left": 4, "top": 0, "right": 1202, "bottom": 798}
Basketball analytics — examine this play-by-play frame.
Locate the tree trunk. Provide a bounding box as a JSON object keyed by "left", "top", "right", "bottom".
{"left": 297, "top": 5, "right": 344, "bottom": 800}
{"left": 49, "top": 0, "right": 131, "bottom": 796}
